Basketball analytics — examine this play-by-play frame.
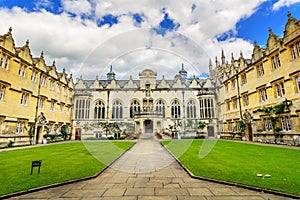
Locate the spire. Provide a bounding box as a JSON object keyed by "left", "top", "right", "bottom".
{"left": 221, "top": 49, "right": 225, "bottom": 64}
{"left": 179, "top": 63, "right": 187, "bottom": 82}
{"left": 209, "top": 58, "right": 212, "bottom": 71}
{"left": 107, "top": 65, "right": 116, "bottom": 82}
{"left": 231, "top": 52, "right": 234, "bottom": 63}
{"left": 240, "top": 51, "right": 243, "bottom": 58}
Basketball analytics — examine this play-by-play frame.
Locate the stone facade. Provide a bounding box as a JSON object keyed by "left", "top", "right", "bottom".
{"left": 73, "top": 66, "right": 217, "bottom": 139}
{"left": 0, "top": 28, "right": 73, "bottom": 145}
{"left": 212, "top": 12, "right": 300, "bottom": 141}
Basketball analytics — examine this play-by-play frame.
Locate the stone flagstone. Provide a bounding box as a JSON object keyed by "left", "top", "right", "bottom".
{"left": 8, "top": 137, "right": 294, "bottom": 199}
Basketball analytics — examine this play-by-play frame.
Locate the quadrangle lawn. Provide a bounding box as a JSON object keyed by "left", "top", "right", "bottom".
{"left": 0, "top": 141, "right": 134, "bottom": 196}
{"left": 162, "top": 140, "right": 300, "bottom": 195}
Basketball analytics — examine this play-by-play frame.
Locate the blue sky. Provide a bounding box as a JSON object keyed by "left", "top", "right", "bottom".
{"left": 0, "top": 0, "right": 299, "bottom": 79}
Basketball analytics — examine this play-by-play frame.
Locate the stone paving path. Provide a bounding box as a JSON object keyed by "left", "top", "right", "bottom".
{"left": 9, "top": 136, "right": 293, "bottom": 200}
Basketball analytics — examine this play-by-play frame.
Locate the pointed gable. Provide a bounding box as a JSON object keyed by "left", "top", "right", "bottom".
{"left": 266, "top": 28, "right": 282, "bottom": 54}
{"left": 33, "top": 52, "right": 47, "bottom": 72}
{"left": 251, "top": 41, "right": 265, "bottom": 63}
{"left": 172, "top": 75, "right": 185, "bottom": 88}
{"left": 107, "top": 78, "right": 119, "bottom": 89}
{"left": 188, "top": 77, "right": 199, "bottom": 88}
{"left": 124, "top": 75, "right": 138, "bottom": 89}
{"left": 75, "top": 76, "right": 87, "bottom": 89}
{"left": 16, "top": 40, "right": 33, "bottom": 65}
{"left": 203, "top": 78, "right": 213, "bottom": 88}
{"left": 283, "top": 12, "right": 300, "bottom": 44}
{"left": 67, "top": 74, "right": 74, "bottom": 89}
{"left": 58, "top": 68, "right": 68, "bottom": 85}
{"left": 90, "top": 76, "right": 103, "bottom": 89}
{"left": 47, "top": 60, "right": 58, "bottom": 79}
{"left": 0, "top": 27, "right": 16, "bottom": 54}
{"left": 157, "top": 75, "right": 169, "bottom": 88}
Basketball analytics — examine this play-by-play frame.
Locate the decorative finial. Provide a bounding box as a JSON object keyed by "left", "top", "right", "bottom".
{"left": 40, "top": 51, "right": 44, "bottom": 58}
{"left": 25, "top": 40, "right": 29, "bottom": 46}
{"left": 52, "top": 60, "right": 56, "bottom": 66}
{"left": 254, "top": 40, "right": 257, "bottom": 46}
{"left": 231, "top": 52, "right": 234, "bottom": 61}
{"left": 182, "top": 63, "right": 184, "bottom": 70}
{"left": 240, "top": 51, "right": 243, "bottom": 58}
{"left": 287, "top": 11, "right": 291, "bottom": 19}
{"left": 110, "top": 65, "right": 113, "bottom": 72}
{"left": 8, "top": 27, "right": 12, "bottom": 33}
{"left": 63, "top": 68, "right": 65, "bottom": 73}
{"left": 268, "top": 27, "right": 273, "bottom": 34}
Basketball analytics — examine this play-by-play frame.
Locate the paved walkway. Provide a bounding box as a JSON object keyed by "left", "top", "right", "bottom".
{"left": 9, "top": 135, "right": 293, "bottom": 199}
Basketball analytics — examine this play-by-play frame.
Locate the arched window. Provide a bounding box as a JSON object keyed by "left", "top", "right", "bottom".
{"left": 112, "top": 100, "right": 123, "bottom": 119}
{"left": 130, "top": 100, "right": 140, "bottom": 118}
{"left": 187, "top": 100, "right": 196, "bottom": 119}
{"left": 94, "top": 100, "right": 105, "bottom": 119}
{"left": 171, "top": 99, "right": 181, "bottom": 119}
{"left": 155, "top": 99, "right": 165, "bottom": 117}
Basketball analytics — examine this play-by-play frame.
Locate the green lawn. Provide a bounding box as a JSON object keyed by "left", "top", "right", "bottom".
{"left": 162, "top": 140, "right": 300, "bottom": 195}
{"left": 0, "top": 141, "right": 134, "bottom": 196}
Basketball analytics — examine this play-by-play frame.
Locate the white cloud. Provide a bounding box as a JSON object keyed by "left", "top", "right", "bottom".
{"left": 0, "top": 1, "right": 270, "bottom": 79}
{"left": 61, "top": 0, "right": 92, "bottom": 16}
{"left": 273, "top": 0, "right": 300, "bottom": 10}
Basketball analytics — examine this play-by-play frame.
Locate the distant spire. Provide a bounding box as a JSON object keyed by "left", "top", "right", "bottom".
{"left": 231, "top": 52, "right": 234, "bottom": 62}
{"left": 107, "top": 65, "right": 116, "bottom": 82}
{"left": 182, "top": 63, "right": 184, "bottom": 70}
{"left": 221, "top": 49, "right": 225, "bottom": 64}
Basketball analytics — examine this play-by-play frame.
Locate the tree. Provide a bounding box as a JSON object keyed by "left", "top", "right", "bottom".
{"left": 196, "top": 121, "right": 206, "bottom": 136}
{"left": 61, "top": 125, "right": 69, "bottom": 140}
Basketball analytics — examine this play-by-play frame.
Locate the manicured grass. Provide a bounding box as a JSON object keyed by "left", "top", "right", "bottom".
{"left": 0, "top": 141, "right": 134, "bottom": 196}
{"left": 162, "top": 140, "right": 300, "bottom": 195}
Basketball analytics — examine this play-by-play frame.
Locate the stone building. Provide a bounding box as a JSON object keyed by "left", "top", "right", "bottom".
{"left": 0, "top": 28, "right": 73, "bottom": 145}
{"left": 73, "top": 65, "right": 217, "bottom": 140}
{"left": 212, "top": 12, "right": 300, "bottom": 141}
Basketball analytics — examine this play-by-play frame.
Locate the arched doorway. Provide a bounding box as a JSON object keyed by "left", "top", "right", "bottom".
{"left": 75, "top": 128, "right": 81, "bottom": 140}
{"left": 144, "top": 120, "right": 153, "bottom": 133}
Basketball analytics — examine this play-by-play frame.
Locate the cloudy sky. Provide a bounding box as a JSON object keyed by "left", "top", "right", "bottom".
{"left": 0, "top": 0, "right": 300, "bottom": 80}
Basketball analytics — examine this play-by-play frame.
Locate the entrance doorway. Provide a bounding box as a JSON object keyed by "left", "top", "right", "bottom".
{"left": 247, "top": 124, "right": 253, "bottom": 141}
{"left": 75, "top": 128, "right": 81, "bottom": 140}
{"left": 208, "top": 126, "right": 214, "bottom": 137}
{"left": 144, "top": 120, "right": 153, "bottom": 133}
{"left": 36, "top": 126, "right": 42, "bottom": 144}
